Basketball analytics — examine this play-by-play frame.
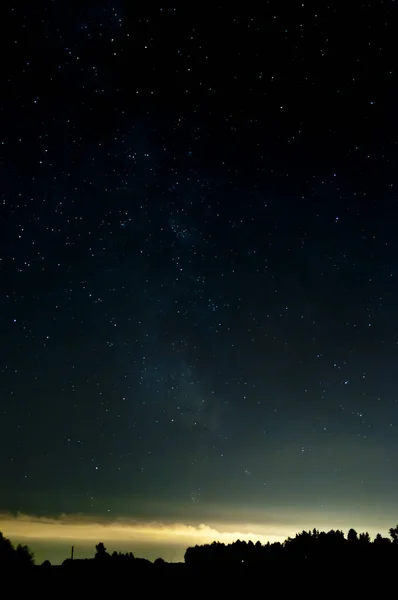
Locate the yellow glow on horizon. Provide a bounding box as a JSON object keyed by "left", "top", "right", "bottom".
{"left": 0, "top": 512, "right": 286, "bottom": 547}
{"left": 0, "top": 509, "right": 394, "bottom": 561}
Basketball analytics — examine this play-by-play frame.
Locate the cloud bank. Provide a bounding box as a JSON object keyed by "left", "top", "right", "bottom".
{"left": 0, "top": 512, "right": 286, "bottom": 547}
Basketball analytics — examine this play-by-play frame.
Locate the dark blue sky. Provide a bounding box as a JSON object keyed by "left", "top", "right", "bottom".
{"left": 1, "top": 1, "right": 398, "bottom": 562}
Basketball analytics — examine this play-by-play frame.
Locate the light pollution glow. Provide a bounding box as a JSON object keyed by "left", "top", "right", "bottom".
{"left": 1, "top": 509, "right": 395, "bottom": 564}
{"left": 1, "top": 512, "right": 285, "bottom": 546}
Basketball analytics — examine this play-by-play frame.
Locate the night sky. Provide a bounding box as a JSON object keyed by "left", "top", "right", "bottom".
{"left": 2, "top": 2, "right": 398, "bottom": 563}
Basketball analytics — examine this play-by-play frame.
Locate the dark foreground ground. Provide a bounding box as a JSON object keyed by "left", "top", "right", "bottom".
{"left": 1, "top": 560, "right": 393, "bottom": 595}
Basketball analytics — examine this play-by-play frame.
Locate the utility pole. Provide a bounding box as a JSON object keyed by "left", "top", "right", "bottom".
{"left": 71, "top": 545, "right": 74, "bottom": 560}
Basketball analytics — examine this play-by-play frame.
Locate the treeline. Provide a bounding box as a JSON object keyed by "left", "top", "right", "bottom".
{"left": 185, "top": 526, "right": 398, "bottom": 565}
{"left": 2, "top": 525, "right": 398, "bottom": 568}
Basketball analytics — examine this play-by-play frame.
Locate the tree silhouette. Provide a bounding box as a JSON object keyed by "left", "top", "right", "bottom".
{"left": 0, "top": 532, "right": 15, "bottom": 561}
{"left": 95, "top": 542, "right": 110, "bottom": 560}
{"left": 389, "top": 525, "right": 398, "bottom": 543}
{"left": 15, "top": 544, "right": 34, "bottom": 565}
{"left": 359, "top": 532, "right": 371, "bottom": 544}
{"left": 347, "top": 528, "right": 358, "bottom": 543}
{"left": 374, "top": 533, "right": 391, "bottom": 551}
{"left": 0, "top": 532, "right": 34, "bottom": 564}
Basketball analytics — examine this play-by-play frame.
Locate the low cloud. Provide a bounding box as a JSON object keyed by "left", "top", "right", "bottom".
{"left": 0, "top": 512, "right": 286, "bottom": 547}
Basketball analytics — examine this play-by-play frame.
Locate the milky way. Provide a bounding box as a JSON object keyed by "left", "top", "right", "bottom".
{"left": 2, "top": 3, "right": 398, "bottom": 563}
